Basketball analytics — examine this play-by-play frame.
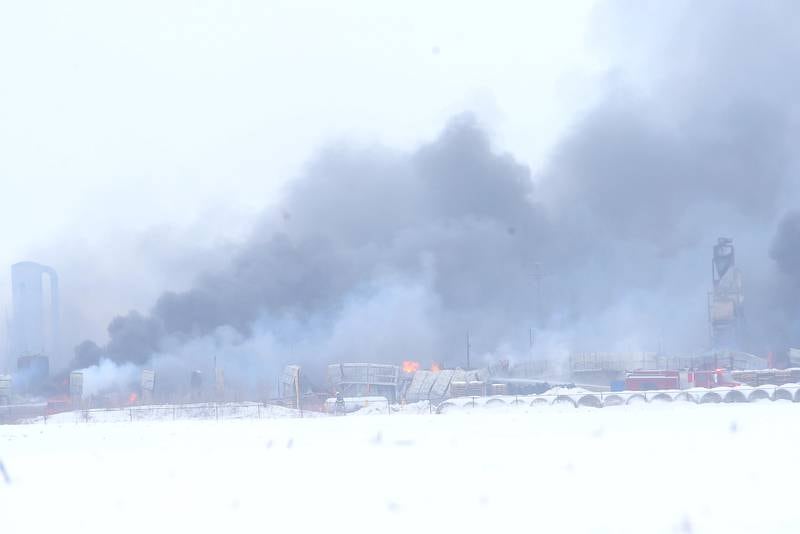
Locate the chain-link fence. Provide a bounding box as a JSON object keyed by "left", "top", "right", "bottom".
{"left": 1, "top": 396, "right": 441, "bottom": 423}
{"left": 0, "top": 401, "right": 326, "bottom": 425}
{"left": 5, "top": 386, "right": 795, "bottom": 425}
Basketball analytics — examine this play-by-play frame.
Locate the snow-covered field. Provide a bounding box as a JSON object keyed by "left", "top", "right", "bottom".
{"left": 2, "top": 401, "right": 799, "bottom": 533}
{"left": 26, "top": 401, "right": 323, "bottom": 424}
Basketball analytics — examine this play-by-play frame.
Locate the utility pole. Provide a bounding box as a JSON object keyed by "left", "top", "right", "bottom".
{"left": 528, "top": 261, "right": 544, "bottom": 382}
{"left": 528, "top": 327, "right": 534, "bottom": 378}
{"left": 295, "top": 367, "right": 303, "bottom": 418}
{"left": 531, "top": 262, "right": 544, "bottom": 377}
{"left": 466, "top": 333, "right": 471, "bottom": 370}
{"left": 533, "top": 262, "right": 543, "bottom": 327}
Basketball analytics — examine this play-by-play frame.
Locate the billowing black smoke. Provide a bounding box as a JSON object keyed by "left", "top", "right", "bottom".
{"left": 74, "top": 117, "right": 551, "bottom": 374}
{"left": 73, "top": 0, "right": 800, "bottom": 387}
{"left": 771, "top": 212, "right": 800, "bottom": 280}
{"left": 763, "top": 212, "right": 800, "bottom": 351}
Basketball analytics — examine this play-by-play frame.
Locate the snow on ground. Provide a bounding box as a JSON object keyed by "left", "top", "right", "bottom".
{"left": 542, "top": 385, "right": 593, "bottom": 396}
{"left": 27, "top": 402, "right": 318, "bottom": 424}
{"left": 2, "top": 402, "right": 800, "bottom": 534}
{"left": 353, "top": 400, "right": 433, "bottom": 415}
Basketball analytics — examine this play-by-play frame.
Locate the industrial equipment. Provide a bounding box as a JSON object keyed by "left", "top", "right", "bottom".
{"left": 327, "top": 363, "right": 400, "bottom": 402}
{"left": 709, "top": 238, "right": 744, "bottom": 350}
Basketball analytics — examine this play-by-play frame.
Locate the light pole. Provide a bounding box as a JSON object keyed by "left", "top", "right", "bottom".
{"left": 466, "top": 333, "right": 471, "bottom": 370}
{"left": 533, "top": 262, "right": 543, "bottom": 327}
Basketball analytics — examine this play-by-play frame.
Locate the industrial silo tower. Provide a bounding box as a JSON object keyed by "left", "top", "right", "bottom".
{"left": 10, "top": 262, "right": 59, "bottom": 379}
{"left": 708, "top": 238, "right": 744, "bottom": 350}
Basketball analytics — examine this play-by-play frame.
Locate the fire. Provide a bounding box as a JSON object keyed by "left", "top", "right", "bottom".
{"left": 128, "top": 392, "right": 138, "bottom": 405}
{"left": 402, "top": 360, "right": 420, "bottom": 373}
{"left": 431, "top": 362, "right": 441, "bottom": 372}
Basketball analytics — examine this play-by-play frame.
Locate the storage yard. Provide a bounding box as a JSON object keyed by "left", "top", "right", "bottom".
{"left": 4, "top": 237, "right": 800, "bottom": 422}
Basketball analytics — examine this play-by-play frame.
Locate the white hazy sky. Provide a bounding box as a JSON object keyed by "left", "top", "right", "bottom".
{"left": 0, "top": 1, "right": 607, "bottom": 349}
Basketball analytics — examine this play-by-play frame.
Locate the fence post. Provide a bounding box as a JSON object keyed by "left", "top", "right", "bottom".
{"left": 215, "top": 403, "right": 219, "bottom": 422}
{"left": 129, "top": 408, "right": 133, "bottom": 422}
{"left": 258, "top": 404, "right": 261, "bottom": 419}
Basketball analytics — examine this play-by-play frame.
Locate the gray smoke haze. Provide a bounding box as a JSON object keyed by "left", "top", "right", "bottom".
{"left": 772, "top": 213, "right": 800, "bottom": 279}
{"left": 74, "top": 117, "right": 552, "bottom": 385}
{"left": 767, "top": 211, "right": 800, "bottom": 347}
{"left": 71, "top": 0, "right": 800, "bottom": 393}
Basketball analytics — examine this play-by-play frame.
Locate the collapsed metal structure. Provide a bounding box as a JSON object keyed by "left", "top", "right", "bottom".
{"left": 327, "top": 363, "right": 400, "bottom": 402}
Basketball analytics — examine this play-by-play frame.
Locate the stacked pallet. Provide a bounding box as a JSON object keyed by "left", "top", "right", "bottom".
{"left": 732, "top": 369, "right": 800, "bottom": 386}
{"left": 790, "top": 368, "right": 800, "bottom": 382}
{"left": 450, "top": 381, "right": 467, "bottom": 397}
{"left": 490, "top": 383, "right": 508, "bottom": 395}
{"left": 775, "top": 370, "right": 793, "bottom": 385}
{"left": 467, "top": 381, "right": 485, "bottom": 396}
{"left": 732, "top": 370, "right": 759, "bottom": 386}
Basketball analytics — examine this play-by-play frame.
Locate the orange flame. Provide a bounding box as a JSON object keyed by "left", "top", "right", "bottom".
{"left": 128, "top": 392, "right": 138, "bottom": 405}
{"left": 402, "top": 360, "right": 420, "bottom": 373}
{"left": 431, "top": 362, "right": 441, "bottom": 372}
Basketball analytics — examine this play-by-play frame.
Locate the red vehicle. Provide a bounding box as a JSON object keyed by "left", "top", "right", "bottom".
{"left": 689, "top": 369, "right": 739, "bottom": 388}
{"left": 45, "top": 397, "right": 72, "bottom": 416}
{"left": 624, "top": 369, "right": 740, "bottom": 391}
{"left": 624, "top": 370, "right": 680, "bottom": 391}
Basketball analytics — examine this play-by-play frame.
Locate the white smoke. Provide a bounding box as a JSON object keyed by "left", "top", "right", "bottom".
{"left": 79, "top": 359, "right": 139, "bottom": 398}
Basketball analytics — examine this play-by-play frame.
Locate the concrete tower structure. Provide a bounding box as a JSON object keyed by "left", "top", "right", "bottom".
{"left": 708, "top": 238, "right": 744, "bottom": 350}
{"left": 10, "top": 262, "right": 59, "bottom": 360}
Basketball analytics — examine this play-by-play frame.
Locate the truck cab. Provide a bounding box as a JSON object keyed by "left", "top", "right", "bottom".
{"left": 690, "top": 369, "right": 739, "bottom": 388}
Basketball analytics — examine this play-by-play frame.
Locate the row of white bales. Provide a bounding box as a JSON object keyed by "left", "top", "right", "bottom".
{"left": 436, "top": 384, "right": 800, "bottom": 413}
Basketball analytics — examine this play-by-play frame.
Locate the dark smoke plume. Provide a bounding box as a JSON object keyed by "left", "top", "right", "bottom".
{"left": 74, "top": 117, "right": 551, "bottom": 376}
{"left": 72, "top": 1, "right": 800, "bottom": 391}
{"left": 771, "top": 212, "right": 800, "bottom": 280}
{"left": 763, "top": 211, "right": 800, "bottom": 351}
